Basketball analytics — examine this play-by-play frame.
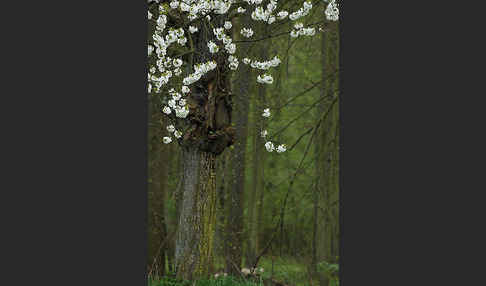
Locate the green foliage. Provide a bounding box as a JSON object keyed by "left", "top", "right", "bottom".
{"left": 148, "top": 276, "right": 263, "bottom": 286}
{"left": 318, "top": 261, "right": 340, "bottom": 286}
{"left": 258, "top": 257, "right": 308, "bottom": 286}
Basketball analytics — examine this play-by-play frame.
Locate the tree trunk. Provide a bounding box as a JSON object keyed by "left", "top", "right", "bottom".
{"left": 148, "top": 98, "right": 168, "bottom": 277}
{"left": 173, "top": 17, "right": 235, "bottom": 281}
{"left": 175, "top": 147, "right": 217, "bottom": 280}
{"left": 226, "top": 14, "right": 251, "bottom": 275}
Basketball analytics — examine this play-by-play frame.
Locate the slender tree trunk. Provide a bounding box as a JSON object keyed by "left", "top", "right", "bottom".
{"left": 148, "top": 99, "right": 168, "bottom": 277}
{"left": 214, "top": 150, "right": 228, "bottom": 267}
{"left": 247, "top": 22, "right": 269, "bottom": 268}
{"left": 156, "top": 114, "right": 169, "bottom": 276}
{"left": 226, "top": 14, "right": 251, "bottom": 275}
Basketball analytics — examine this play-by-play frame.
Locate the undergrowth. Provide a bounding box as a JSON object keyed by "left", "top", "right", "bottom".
{"left": 148, "top": 276, "right": 263, "bottom": 286}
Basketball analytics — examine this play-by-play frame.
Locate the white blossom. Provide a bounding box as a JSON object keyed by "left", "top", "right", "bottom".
{"left": 177, "top": 37, "right": 187, "bottom": 46}
{"left": 240, "top": 28, "right": 254, "bottom": 38}
{"left": 173, "top": 67, "right": 182, "bottom": 76}
{"left": 277, "top": 11, "right": 288, "bottom": 20}
{"left": 174, "top": 130, "right": 182, "bottom": 138}
{"left": 225, "top": 42, "right": 236, "bottom": 54}
{"left": 208, "top": 41, "right": 219, "bottom": 53}
{"left": 181, "top": 85, "right": 190, "bottom": 94}
{"left": 167, "top": 125, "right": 175, "bottom": 133}
{"left": 189, "top": 26, "right": 198, "bottom": 33}
{"left": 325, "top": 0, "right": 339, "bottom": 21}
{"left": 173, "top": 58, "right": 183, "bottom": 67}
{"left": 276, "top": 144, "right": 286, "bottom": 153}
{"left": 163, "top": 106, "right": 172, "bottom": 114}
{"left": 250, "top": 56, "right": 280, "bottom": 70}
{"left": 163, "top": 137, "right": 172, "bottom": 144}
{"left": 148, "top": 10, "right": 153, "bottom": 20}
{"left": 183, "top": 61, "right": 217, "bottom": 85}
{"left": 175, "top": 107, "right": 189, "bottom": 118}
{"left": 168, "top": 99, "right": 177, "bottom": 108}
{"left": 265, "top": 141, "right": 275, "bottom": 152}
{"left": 257, "top": 74, "right": 274, "bottom": 84}
{"left": 243, "top": 58, "right": 251, "bottom": 65}
{"left": 237, "top": 7, "right": 246, "bottom": 13}
{"left": 289, "top": 1, "right": 312, "bottom": 21}
{"left": 262, "top": 108, "right": 271, "bottom": 117}
{"left": 228, "top": 55, "right": 239, "bottom": 70}
{"left": 170, "top": 1, "right": 179, "bottom": 9}
{"left": 224, "top": 21, "right": 232, "bottom": 30}
{"left": 261, "top": 130, "right": 268, "bottom": 137}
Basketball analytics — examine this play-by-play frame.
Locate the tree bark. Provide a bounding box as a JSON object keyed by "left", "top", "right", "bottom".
{"left": 174, "top": 19, "right": 235, "bottom": 280}
{"left": 175, "top": 147, "right": 217, "bottom": 280}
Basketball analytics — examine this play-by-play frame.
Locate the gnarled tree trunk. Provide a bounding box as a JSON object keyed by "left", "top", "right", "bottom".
{"left": 174, "top": 20, "right": 235, "bottom": 280}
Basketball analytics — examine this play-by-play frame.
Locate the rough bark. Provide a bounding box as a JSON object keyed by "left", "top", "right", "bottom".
{"left": 174, "top": 20, "right": 235, "bottom": 280}
{"left": 175, "top": 148, "right": 217, "bottom": 280}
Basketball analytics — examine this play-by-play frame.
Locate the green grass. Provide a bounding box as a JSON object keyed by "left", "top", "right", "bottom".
{"left": 258, "top": 256, "right": 309, "bottom": 286}
{"left": 149, "top": 276, "right": 263, "bottom": 286}
{"left": 150, "top": 257, "right": 339, "bottom": 286}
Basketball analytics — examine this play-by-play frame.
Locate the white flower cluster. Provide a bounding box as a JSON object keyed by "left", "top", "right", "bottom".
{"left": 290, "top": 23, "right": 316, "bottom": 38}
{"left": 240, "top": 27, "right": 254, "bottom": 38}
{"left": 189, "top": 25, "right": 198, "bottom": 33}
{"left": 289, "top": 1, "right": 312, "bottom": 21}
{"left": 183, "top": 61, "right": 217, "bottom": 85}
{"left": 251, "top": 2, "right": 277, "bottom": 24}
{"left": 169, "top": 0, "right": 232, "bottom": 20}
{"left": 163, "top": 124, "right": 183, "bottom": 144}
{"left": 262, "top": 108, "right": 271, "bottom": 117}
{"left": 148, "top": 0, "right": 318, "bottom": 152}
{"left": 228, "top": 55, "right": 239, "bottom": 70}
{"left": 277, "top": 11, "right": 288, "bottom": 20}
{"left": 257, "top": 74, "right": 274, "bottom": 84}
{"left": 260, "top": 108, "right": 286, "bottom": 153}
{"left": 250, "top": 56, "right": 281, "bottom": 70}
{"left": 162, "top": 88, "right": 190, "bottom": 118}
{"left": 244, "top": 0, "right": 263, "bottom": 5}
{"left": 208, "top": 41, "right": 219, "bottom": 53}
{"left": 325, "top": 0, "right": 339, "bottom": 21}
{"left": 148, "top": 11, "right": 188, "bottom": 92}
{"left": 264, "top": 138, "right": 286, "bottom": 153}
{"left": 213, "top": 27, "right": 237, "bottom": 55}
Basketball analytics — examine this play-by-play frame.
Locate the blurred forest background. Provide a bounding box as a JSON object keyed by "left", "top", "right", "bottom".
{"left": 148, "top": 1, "right": 340, "bottom": 285}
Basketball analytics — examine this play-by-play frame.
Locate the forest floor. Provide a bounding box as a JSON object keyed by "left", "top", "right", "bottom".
{"left": 149, "top": 256, "right": 311, "bottom": 286}
{"left": 257, "top": 256, "right": 309, "bottom": 286}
